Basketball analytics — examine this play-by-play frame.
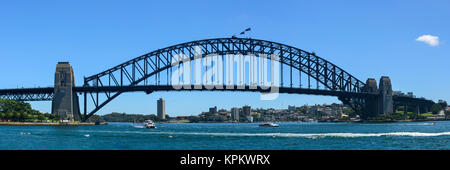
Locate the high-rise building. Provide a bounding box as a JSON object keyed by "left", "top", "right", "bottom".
{"left": 231, "top": 107, "right": 240, "bottom": 122}
{"left": 157, "top": 98, "right": 166, "bottom": 120}
{"left": 407, "top": 92, "right": 415, "bottom": 98}
{"left": 288, "top": 105, "right": 296, "bottom": 111}
{"left": 243, "top": 105, "right": 251, "bottom": 116}
{"left": 209, "top": 106, "right": 217, "bottom": 114}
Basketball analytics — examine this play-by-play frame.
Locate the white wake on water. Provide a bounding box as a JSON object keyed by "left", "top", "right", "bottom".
{"left": 151, "top": 131, "right": 450, "bottom": 138}
{"left": 76, "top": 130, "right": 450, "bottom": 138}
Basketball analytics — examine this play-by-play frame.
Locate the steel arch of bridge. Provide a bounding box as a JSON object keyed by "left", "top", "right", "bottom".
{"left": 81, "top": 38, "right": 367, "bottom": 121}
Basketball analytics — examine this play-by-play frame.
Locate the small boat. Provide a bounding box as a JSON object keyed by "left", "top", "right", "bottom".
{"left": 431, "top": 122, "right": 436, "bottom": 125}
{"left": 259, "top": 122, "right": 279, "bottom": 127}
{"left": 144, "top": 120, "right": 157, "bottom": 129}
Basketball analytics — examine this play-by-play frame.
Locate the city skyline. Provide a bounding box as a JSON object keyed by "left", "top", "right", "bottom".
{"left": 0, "top": 0, "right": 449, "bottom": 116}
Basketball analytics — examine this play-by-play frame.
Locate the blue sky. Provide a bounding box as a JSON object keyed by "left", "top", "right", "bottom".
{"left": 0, "top": 0, "right": 449, "bottom": 116}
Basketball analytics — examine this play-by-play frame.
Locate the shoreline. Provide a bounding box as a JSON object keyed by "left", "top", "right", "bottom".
{"left": 117, "top": 119, "right": 450, "bottom": 124}
{"left": 358, "top": 118, "right": 449, "bottom": 123}
{"left": 3, "top": 119, "right": 447, "bottom": 126}
{"left": 0, "top": 122, "right": 96, "bottom": 126}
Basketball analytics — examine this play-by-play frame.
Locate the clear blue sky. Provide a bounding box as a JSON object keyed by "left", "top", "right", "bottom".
{"left": 0, "top": 0, "right": 449, "bottom": 116}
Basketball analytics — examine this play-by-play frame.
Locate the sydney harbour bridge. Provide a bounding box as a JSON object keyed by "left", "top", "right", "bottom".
{"left": 0, "top": 38, "right": 435, "bottom": 122}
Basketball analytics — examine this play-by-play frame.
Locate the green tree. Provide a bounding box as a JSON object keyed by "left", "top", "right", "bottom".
{"left": 431, "top": 104, "right": 443, "bottom": 114}
{"left": 37, "top": 115, "right": 45, "bottom": 121}
{"left": 20, "top": 113, "right": 28, "bottom": 122}
{"left": 13, "top": 112, "right": 21, "bottom": 121}
{"left": 6, "top": 112, "right": 14, "bottom": 121}
{"left": 0, "top": 99, "right": 31, "bottom": 114}
{"left": 438, "top": 101, "right": 447, "bottom": 109}
{"left": 343, "top": 107, "right": 355, "bottom": 116}
{"left": 396, "top": 106, "right": 405, "bottom": 111}
{"left": 27, "top": 114, "right": 33, "bottom": 121}
{"left": 32, "top": 115, "right": 38, "bottom": 121}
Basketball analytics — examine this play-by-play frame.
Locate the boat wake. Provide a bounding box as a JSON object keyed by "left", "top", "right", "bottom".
{"left": 150, "top": 131, "right": 450, "bottom": 138}
{"left": 75, "top": 130, "right": 450, "bottom": 139}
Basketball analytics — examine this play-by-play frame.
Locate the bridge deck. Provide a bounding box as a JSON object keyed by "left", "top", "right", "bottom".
{"left": 73, "top": 85, "right": 377, "bottom": 98}
{"left": 1, "top": 86, "right": 435, "bottom": 105}
{"left": 0, "top": 87, "right": 54, "bottom": 101}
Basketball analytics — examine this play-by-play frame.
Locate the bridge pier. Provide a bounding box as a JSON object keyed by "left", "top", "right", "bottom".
{"left": 51, "top": 62, "right": 81, "bottom": 122}
{"left": 362, "top": 76, "right": 394, "bottom": 118}
{"left": 378, "top": 76, "right": 394, "bottom": 115}
{"left": 362, "top": 78, "right": 378, "bottom": 117}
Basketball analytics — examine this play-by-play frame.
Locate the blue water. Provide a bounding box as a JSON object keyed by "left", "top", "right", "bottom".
{"left": 1, "top": 121, "right": 450, "bottom": 150}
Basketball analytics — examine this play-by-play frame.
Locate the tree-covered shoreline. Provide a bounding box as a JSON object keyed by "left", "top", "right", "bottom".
{"left": 0, "top": 99, "right": 59, "bottom": 122}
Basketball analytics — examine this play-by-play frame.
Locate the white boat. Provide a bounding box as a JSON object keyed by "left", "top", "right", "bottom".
{"left": 144, "top": 120, "right": 157, "bottom": 128}
{"left": 259, "top": 122, "right": 279, "bottom": 127}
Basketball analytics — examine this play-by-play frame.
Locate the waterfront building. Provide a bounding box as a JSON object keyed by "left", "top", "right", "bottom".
{"left": 176, "top": 115, "right": 188, "bottom": 119}
{"left": 231, "top": 107, "right": 240, "bottom": 122}
{"left": 246, "top": 116, "right": 254, "bottom": 123}
{"left": 243, "top": 105, "right": 251, "bottom": 116}
{"left": 324, "top": 107, "right": 333, "bottom": 115}
{"left": 393, "top": 91, "right": 405, "bottom": 96}
{"left": 209, "top": 106, "right": 217, "bottom": 114}
{"left": 309, "top": 107, "right": 318, "bottom": 115}
{"left": 157, "top": 98, "right": 166, "bottom": 120}
{"left": 288, "top": 105, "right": 296, "bottom": 111}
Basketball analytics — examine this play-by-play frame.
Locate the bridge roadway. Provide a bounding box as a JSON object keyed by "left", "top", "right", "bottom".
{"left": 0, "top": 87, "right": 54, "bottom": 101}
{"left": 0, "top": 85, "right": 378, "bottom": 101}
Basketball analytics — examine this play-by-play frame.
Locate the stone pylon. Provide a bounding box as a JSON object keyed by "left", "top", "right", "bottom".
{"left": 51, "top": 62, "right": 81, "bottom": 121}
{"left": 378, "top": 76, "right": 393, "bottom": 115}
{"left": 362, "top": 78, "right": 379, "bottom": 117}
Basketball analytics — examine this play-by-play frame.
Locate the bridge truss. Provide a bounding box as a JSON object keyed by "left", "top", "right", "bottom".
{"left": 80, "top": 38, "right": 367, "bottom": 121}
{"left": 0, "top": 87, "right": 54, "bottom": 101}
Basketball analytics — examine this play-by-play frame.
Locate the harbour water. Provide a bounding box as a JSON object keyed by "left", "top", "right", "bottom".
{"left": 1, "top": 121, "right": 449, "bottom": 150}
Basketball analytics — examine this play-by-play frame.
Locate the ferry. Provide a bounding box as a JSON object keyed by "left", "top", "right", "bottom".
{"left": 259, "top": 122, "right": 279, "bottom": 127}
{"left": 144, "top": 120, "right": 157, "bottom": 129}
